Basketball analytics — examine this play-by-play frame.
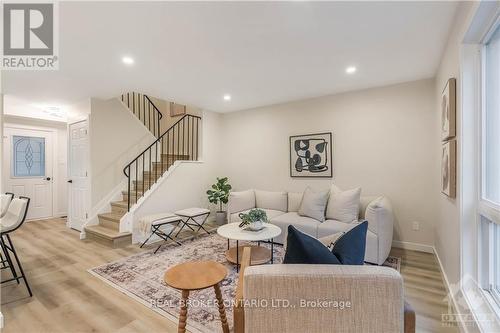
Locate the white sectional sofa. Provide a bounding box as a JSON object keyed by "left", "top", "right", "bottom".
{"left": 227, "top": 189, "right": 394, "bottom": 265}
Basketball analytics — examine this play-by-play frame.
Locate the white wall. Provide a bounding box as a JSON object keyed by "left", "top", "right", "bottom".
{"left": 219, "top": 79, "right": 438, "bottom": 246}
{"left": 0, "top": 93, "right": 4, "bottom": 193}
{"left": 67, "top": 98, "right": 91, "bottom": 124}
{"left": 434, "top": 1, "right": 475, "bottom": 288}
{"left": 89, "top": 98, "right": 155, "bottom": 207}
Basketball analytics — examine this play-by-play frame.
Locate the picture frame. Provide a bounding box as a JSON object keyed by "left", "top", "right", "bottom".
{"left": 170, "top": 102, "right": 186, "bottom": 117}
{"left": 289, "top": 132, "right": 333, "bottom": 178}
{"left": 441, "top": 78, "right": 456, "bottom": 141}
{"left": 441, "top": 140, "right": 456, "bottom": 198}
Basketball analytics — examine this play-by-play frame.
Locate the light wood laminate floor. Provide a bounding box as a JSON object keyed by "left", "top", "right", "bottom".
{"left": 2, "top": 218, "right": 458, "bottom": 332}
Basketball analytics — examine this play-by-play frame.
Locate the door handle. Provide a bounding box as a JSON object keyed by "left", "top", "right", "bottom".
{"left": 45, "top": 177, "right": 51, "bottom": 181}
{"left": 67, "top": 180, "right": 73, "bottom": 183}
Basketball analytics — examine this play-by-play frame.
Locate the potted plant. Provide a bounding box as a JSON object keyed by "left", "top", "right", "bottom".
{"left": 207, "top": 177, "right": 232, "bottom": 224}
{"left": 238, "top": 208, "right": 268, "bottom": 231}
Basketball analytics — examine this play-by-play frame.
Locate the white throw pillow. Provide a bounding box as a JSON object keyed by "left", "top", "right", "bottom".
{"left": 318, "top": 232, "right": 344, "bottom": 250}
{"left": 326, "top": 184, "right": 361, "bottom": 223}
{"left": 298, "top": 187, "right": 330, "bottom": 222}
{"left": 255, "top": 190, "right": 287, "bottom": 212}
{"left": 287, "top": 192, "right": 303, "bottom": 212}
{"left": 227, "top": 190, "right": 255, "bottom": 214}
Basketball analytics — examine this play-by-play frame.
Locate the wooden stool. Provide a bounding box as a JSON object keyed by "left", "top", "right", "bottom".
{"left": 164, "top": 261, "right": 229, "bottom": 333}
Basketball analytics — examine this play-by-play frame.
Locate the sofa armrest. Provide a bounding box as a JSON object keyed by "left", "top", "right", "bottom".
{"left": 365, "top": 196, "right": 394, "bottom": 265}
{"left": 243, "top": 264, "right": 404, "bottom": 333}
{"left": 234, "top": 247, "right": 252, "bottom": 333}
{"left": 227, "top": 190, "right": 256, "bottom": 222}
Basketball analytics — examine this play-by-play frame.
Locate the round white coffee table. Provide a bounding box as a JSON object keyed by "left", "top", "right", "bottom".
{"left": 217, "top": 222, "right": 282, "bottom": 271}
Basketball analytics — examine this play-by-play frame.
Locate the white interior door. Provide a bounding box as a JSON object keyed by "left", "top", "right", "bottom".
{"left": 3, "top": 127, "right": 54, "bottom": 220}
{"left": 68, "top": 120, "right": 89, "bottom": 231}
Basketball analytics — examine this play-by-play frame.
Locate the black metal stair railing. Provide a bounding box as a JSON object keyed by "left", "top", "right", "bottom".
{"left": 121, "top": 92, "right": 163, "bottom": 138}
{"left": 123, "top": 114, "right": 201, "bottom": 211}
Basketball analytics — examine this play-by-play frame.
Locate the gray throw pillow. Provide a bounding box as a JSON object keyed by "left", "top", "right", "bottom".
{"left": 298, "top": 187, "right": 330, "bottom": 222}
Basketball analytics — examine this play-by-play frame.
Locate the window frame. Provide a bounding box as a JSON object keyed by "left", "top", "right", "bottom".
{"left": 10, "top": 135, "right": 47, "bottom": 179}
{"left": 479, "top": 17, "right": 500, "bottom": 308}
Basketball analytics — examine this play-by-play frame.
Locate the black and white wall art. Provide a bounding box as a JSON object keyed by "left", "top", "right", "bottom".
{"left": 441, "top": 78, "right": 456, "bottom": 141}
{"left": 290, "top": 132, "right": 332, "bottom": 178}
{"left": 441, "top": 140, "right": 456, "bottom": 198}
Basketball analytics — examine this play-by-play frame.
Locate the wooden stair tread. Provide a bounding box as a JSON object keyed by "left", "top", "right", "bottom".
{"left": 98, "top": 212, "right": 124, "bottom": 222}
{"left": 161, "top": 153, "right": 190, "bottom": 158}
{"left": 110, "top": 201, "right": 128, "bottom": 208}
{"left": 121, "top": 190, "right": 143, "bottom": 195}
{"left": 84, "top": 225, "right": 131, "bottom": 240}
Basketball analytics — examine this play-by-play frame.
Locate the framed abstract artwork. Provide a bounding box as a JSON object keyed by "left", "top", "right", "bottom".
{"left": 289, "top": 132, "right": 333, "bottom": 178}
{"left": 441, "top": 140, "right": 456, "bottom": 198}
{"left": 170, "top": 102, "right": 186, "bottom": 117}
{"left": 441, "top": 78, "right": 456, "bottom": 141}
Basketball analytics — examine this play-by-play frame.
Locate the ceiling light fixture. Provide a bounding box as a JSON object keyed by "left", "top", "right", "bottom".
{"left": 223, "top": 94, "right": 231, "bottom": 101}
{"left": 345, "top": 66, "right": 357, "bottom": 74}
{"left": 122, "top": 56, "right": 134, "bottom": 65}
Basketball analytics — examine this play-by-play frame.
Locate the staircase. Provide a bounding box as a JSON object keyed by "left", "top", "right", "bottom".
{"left": 84, "top": 93, "right": 201, "bottom": 247}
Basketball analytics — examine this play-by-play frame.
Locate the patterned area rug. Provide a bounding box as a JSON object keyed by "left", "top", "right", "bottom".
{"left": 89, "top": 234, "right": 400, "bottom": 333}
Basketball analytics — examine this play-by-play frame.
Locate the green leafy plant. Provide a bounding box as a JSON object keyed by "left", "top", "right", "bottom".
{"left": 238, "top": 208, "right": 268, "bottom": 228}
{"left": 206, "top": 177, "right": 232, "bottom": 212}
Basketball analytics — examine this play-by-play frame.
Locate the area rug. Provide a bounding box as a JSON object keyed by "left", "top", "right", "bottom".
{"left": 89, "top": 234, "right": 401, "bottom": 333}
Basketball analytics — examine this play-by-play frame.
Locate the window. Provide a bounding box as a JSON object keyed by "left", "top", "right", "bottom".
{"left": 483, "top": 24, "right": 500, "bottom": 205}
{"left": 480, "top": 22, "right": 500, "bottom": 308}
{"left": 495, "top": 224, "right": 500, "bottom": 297}
{"left": 11, "top": 135, "right": 46, "bottom": 177}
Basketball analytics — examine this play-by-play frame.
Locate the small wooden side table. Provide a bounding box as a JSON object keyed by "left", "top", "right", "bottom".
{"left": 164, "top": 261, "right": 229, "bottom": 333}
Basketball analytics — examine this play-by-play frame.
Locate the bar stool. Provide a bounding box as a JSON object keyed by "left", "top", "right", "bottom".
{"left": 0, "top": 193, "right": 14, "bottom": 268}
{"left": 0, "top": 196, "right": 32, "bottom": 297}
{"left": 0, "top": 192, "right": 14, "bottom": 218}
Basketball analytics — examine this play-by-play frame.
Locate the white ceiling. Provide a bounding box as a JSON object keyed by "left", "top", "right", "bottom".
{"left": 3, "top": 1, "right": 458, "bottom": 113}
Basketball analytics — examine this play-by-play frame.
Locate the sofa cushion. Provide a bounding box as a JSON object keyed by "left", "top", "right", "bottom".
{"left": 330, "top": 221, "right": 368, "bottom": 265}
{"left": 271, "top": 212, "right": 320, "bottom": 244}
{"left": 255, "top": 190, "right": 287, "bottom": 212}
{"left": 227, "top": 190, "right": 255, "bottom": 215}
{"left": 287, "top": 192, "right": 303, "bottom": 212}
{"left": 298, "top": 187, "right": 329, "bottom": 222}
{"left": 317, "top": 219, "right": 357, "bottom": 238}
{"left": 364, "top": 229, "right": 379, "bottom": 264}
{"left": 283, "top": 226, "right": 340, "bottom": 265}
{"left": 231, "top": 209, "right": 285, "bottom": 224}
{"left": 326, "top": 184, "right": 361, "bottom": 223}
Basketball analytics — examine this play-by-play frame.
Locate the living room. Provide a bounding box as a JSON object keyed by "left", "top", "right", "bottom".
{"left": 1, "top": 1, "right": 500, "bottom": 333}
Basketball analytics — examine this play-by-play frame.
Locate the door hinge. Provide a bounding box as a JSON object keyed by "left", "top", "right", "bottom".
{"left": 85, "top": 213, "right": 88, "bottom": 219}
{"left": 86, "top": 171, "right": 88, "bottom": 177}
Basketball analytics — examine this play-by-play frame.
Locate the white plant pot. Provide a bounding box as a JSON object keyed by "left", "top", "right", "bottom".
{"left": 248, "top": 220, "right": 264, "bottom": 231}
{"left": 216, "top": 211, "right": 226, "bottom": 224}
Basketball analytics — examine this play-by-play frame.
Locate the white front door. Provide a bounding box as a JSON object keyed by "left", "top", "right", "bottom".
{"left": 68, "top": 120, "right": 89, "bottom": 231}
{"left": 3, "top": 127, "right": 54, "bottom": 220}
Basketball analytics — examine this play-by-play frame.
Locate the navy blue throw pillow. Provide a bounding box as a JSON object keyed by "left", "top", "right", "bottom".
{"left": 283, "top": 226, "right": 340, "bottom": 264}
{"left": 331, "top": 221, "right": 368, "bottom": 265}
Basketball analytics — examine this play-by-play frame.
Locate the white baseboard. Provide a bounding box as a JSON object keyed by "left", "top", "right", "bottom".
{"left": 392, "top": 240, "right": 434, "bottom": 253}
{"left": 433, "top": 247, "right": 470, "bottom": 333}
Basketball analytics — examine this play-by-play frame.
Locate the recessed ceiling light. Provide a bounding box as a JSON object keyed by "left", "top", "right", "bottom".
{"left": 223, "top": 94, "right": 231, "bottom": 101}
{"left": 345, "top": 66, "right": 357, "bottom": 74}
{"left": 122, "top": 56, "right": 134, "bottom": 65}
